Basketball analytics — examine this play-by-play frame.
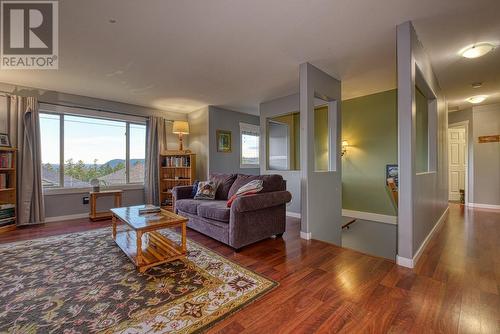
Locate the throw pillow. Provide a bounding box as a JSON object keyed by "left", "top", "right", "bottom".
{"left": 191, "top": 180, "right": 199, "bottom": 198}
{"left": 194, "top": 181, "right": 217, "bottom": 200}
{"left": 227, "top": 179, "right": 263, "bottom": 207}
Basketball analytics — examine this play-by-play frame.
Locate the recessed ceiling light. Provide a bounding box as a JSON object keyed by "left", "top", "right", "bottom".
{"left": 109, "top": 19, "right": 117, "bottom": 24}
{"left": 465, "top": 95, "right": 488, "bottom": 104}
{"left": 461, "top": 43, "right": 495, "bottom": 58}
{"left": 471, "top": 82, "right": 483, "bottom": 89}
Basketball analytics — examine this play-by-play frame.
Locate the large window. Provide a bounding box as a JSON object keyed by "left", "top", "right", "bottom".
{"left": 40, "top": 112, "right": 146, "bottom": 189}
{"left": 240, "top": 122, "right": 260, "bottom": 168}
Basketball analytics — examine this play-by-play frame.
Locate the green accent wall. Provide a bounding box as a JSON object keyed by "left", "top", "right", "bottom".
{"left": 341, "top": 90, "right": 398, "bottom": 215}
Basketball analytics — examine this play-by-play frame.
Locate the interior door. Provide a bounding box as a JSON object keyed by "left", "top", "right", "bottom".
{"left": 448, "top": 127, "right": 466, "bottom": 201}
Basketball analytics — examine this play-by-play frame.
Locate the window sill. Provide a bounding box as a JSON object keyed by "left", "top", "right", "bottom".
{"left": 240, "top": 164, "right": 260, "bottom": 169}
{"left": 43, "top": 184, "right": 144, "bottom": 196}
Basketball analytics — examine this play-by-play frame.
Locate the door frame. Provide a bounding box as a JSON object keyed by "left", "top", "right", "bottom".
{"left": 448, "top": 120, "right": 469, "bottom": 205}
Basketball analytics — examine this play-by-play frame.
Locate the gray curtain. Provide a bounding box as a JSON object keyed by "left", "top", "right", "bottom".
{"left": 144, "top": 116, "right": 166, "bottom": 205}
{"left": 8, "top": 95, "right": 45, "bottom": 226}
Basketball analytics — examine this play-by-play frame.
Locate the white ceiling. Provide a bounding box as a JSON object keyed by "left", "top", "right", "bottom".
{"left": 0, "top": 0, "right": 499, "bottom": 115}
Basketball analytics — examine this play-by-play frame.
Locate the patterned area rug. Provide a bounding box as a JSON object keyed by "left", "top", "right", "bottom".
{"left": 0, "top": 228, "right": 277, "bottom": 333}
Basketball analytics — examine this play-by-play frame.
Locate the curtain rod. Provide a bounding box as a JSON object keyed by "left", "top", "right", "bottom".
{"left": 39, "top": 101, "right": 175, "bottom": 122}
{"left": 0, "top": 90, "right": 175, "bottom": 122}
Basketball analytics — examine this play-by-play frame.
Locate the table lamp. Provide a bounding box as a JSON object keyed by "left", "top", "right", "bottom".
{"left": 172, "top": 121, "right": 189, "bottom": 151}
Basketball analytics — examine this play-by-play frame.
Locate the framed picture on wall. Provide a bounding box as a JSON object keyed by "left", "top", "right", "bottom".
{"left": 0, "top": 133, "right": 10, "bottom": 147}
{"left": 386, "top": 164, "right": 398, "bottom": 187}
{"left": 216, "top": 130, "right": 232, "bottom": 152}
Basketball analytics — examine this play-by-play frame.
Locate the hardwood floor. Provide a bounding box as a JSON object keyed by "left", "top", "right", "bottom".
{"left": 0, "top": 203, "right": 498, "bottom": 333}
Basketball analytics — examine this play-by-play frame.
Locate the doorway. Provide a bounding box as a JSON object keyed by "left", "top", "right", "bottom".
{"left": 448, "top": 122, "right": 468, "bottom": 204}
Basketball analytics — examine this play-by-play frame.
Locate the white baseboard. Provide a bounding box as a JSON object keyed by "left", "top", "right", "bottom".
{"left": 467, "top": 203, "right": 500, "bottom": 210}
{"left": 44, "top": 213, "right": 89, "bottom": 223}
{"left": 286, "top": 211, "right": 301, "bottom": 219}
{"left": 300, "top": 231, "right": 311, "bottom": 240}
{"left": 396, "top": 255, "right": 413, "bottom": 268}
{"left": 342, "top": 209, "right": 397, "bottom": 225}
{"left": 396, "top": 206, "right": 449, "bottom": 269}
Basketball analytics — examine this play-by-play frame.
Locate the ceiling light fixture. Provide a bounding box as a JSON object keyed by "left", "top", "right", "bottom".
{"left": 461, "top": 43, "right": 495, "bottom": 58}
{"left": 471, "top": 82, "right": 483, "bottom": 89}
{"left": 109, "top": 19, "right": 117, "bottom": 24}
{"left": 465, "top": 95, "right": 488, "bottom": 104}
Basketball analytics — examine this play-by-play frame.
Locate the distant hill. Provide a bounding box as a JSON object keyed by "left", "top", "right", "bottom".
{"left": 103, "top": 159, "right": 145, "bottom": 168}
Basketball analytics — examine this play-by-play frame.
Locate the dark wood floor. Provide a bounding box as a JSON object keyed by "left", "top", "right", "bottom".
{"left": 0, "top": 204, "right": 498, "bottom": 333}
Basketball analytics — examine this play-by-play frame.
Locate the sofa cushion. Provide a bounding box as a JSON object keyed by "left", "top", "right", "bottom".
{"left": 228, "top": 174, "right": 284, "bottom": 198}
{"left": 197, "top": 201, "right": 231, "bottom": 223}
{"left": 175, "top": 199, "right": 202, "bottom": 215}
{"left": 194, "top": 181, "right": 217, "bottom": 200}
{"left": 210, "top": 173, "right": 237, "bottom": 200}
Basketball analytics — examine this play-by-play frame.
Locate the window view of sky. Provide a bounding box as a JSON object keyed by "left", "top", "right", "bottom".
{"left": 40, "top": 113, "right": 146, "bottom": 187}
{"left": 242, "top": 133, "right": 259, "bottom": 164}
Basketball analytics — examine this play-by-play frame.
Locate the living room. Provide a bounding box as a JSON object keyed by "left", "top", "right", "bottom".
{"left": 1, "top": 1, "right": 499, "bottom": 333}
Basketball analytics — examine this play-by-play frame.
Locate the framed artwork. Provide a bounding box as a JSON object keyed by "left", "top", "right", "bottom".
{"left": 0, "top": 133, "right": 10, "bottom": 147}
{"left": 216, "top": 130, "right": 232, "bottom": 152}
{"left": 386, "top": 164, "right": 398, "bottom": 187}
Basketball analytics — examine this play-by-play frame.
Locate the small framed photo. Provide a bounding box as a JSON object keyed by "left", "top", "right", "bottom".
{"left": 386, "top": 164, "right": 398, "bottom": 187}
{"left": 0, "top": 133, "right": 10, "bottom": 147}
{"left": 216, "top": 130, "right": 232, "bottom": 152}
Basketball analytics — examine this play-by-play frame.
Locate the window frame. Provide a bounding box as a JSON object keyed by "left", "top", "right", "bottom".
{"left": 39, "top": 106, "right": 147, "bottom": 193}
{"left": 239, "top": 122, "right": 260, "bottom": 169}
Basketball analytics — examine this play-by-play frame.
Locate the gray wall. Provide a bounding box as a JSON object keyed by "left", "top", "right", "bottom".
{"left": 448, "top": 108, "right": 474, "bottom": 204}
{"left": 397, "top": 22, "right": 448, "bottom": 261}
{"left": 45, "top": 189, "right": 145, "bottom": 218}
{"left": 0, "top": 81, "right": 187, "bottom": 220}
{"left": 472, "top": 103, "right": 500, "bottom": 206}
{"left": 208, "top": 106, "right": 260, "bottom": 175}
{"left": 187, "top": 106, "right": 209, "bottom": 180}
{"left": 260, "top": 94, "right": 301, "bottom": 214}
{"left": 300, "top": 62, "right": 342, "bottom": 245}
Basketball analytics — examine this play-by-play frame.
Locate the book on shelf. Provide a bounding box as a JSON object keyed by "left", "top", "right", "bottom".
{"left": 0, "top": 152, "right": 13, "bottom": 168}
{"left": 162, "top": 155, "right": 191, "bottom": 167}
{"left": 0, "top": 173, "right": 10, "bottom": 189}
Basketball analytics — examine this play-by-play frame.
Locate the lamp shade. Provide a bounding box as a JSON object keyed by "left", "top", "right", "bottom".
{"left": 172, "top": 121, "right": 189, "bottom": 134}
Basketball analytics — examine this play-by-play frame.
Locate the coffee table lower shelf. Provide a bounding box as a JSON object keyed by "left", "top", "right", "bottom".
{"left": 114, "top": 229, "right": 186, "bottom": 273}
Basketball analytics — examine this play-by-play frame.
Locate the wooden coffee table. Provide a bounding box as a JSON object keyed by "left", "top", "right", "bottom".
{"left": 110, "top": 205, "right": 188, "bottom": 272}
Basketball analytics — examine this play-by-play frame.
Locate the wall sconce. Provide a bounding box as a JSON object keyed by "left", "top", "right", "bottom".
{"left": 341, "top": 140, "right": 349, "bottom": 156}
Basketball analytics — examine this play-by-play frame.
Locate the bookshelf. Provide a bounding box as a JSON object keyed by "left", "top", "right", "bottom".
{"left": 0, "top": 147, "right": 17, "bottom": 234}
{"left": 159, "top": 151, "right": 196, "bottom": 212}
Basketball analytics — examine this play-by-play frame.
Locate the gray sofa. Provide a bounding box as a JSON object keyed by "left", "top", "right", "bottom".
{"left": 172, "top": 173, "right": 292, "bottom": 250}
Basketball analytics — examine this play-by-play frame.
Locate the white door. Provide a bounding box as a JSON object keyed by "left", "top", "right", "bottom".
{"left": 448, "top": 127, "right": 467, "bottom": 201}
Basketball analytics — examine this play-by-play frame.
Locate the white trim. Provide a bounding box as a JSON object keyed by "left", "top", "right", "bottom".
{"left": 396, "top": 206, "right": 449, "bottom": 268}
{"left": 396, "top": 255, "right": 413, "bottom": 268}
{"left": 44, "top": 213, "right": 89, "bottom": 223}
{"left": 300, "top": 231, "right": 311, "bottom": 240}
{"left": 341, "top": 209, "right": 398, "bottom": 225}
{"left": 286, "top": 211, "right": 301, "bottom": 219}
{"left": 467, "top": 203, "right": 500, "bottom": 210}
{"left": 44, "top": 184, "right": 144, "bottom": 196}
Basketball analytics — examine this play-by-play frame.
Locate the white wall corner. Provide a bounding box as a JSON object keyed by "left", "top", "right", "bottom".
{"left": 300, "top": 231, "right": 311, "bottom": 240}
{"left": 397, "top": 206, "right": 449, "bottom": 269}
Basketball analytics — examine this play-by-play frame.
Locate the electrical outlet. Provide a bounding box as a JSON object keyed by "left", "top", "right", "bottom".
{"left": 82, "top": 196, "right": 89, "bottom": 205}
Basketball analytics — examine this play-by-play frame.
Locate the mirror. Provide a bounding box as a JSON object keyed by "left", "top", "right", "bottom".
{"left": 267, "top": 112, "right": 300, "bottom": 170}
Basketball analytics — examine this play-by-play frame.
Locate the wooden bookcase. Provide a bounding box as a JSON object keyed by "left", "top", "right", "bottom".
{"left": 159, "top": 152, "right": 196, "bottom": 212}
{"left": 0, "top": 147, "right": 17, "bottom": 234}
